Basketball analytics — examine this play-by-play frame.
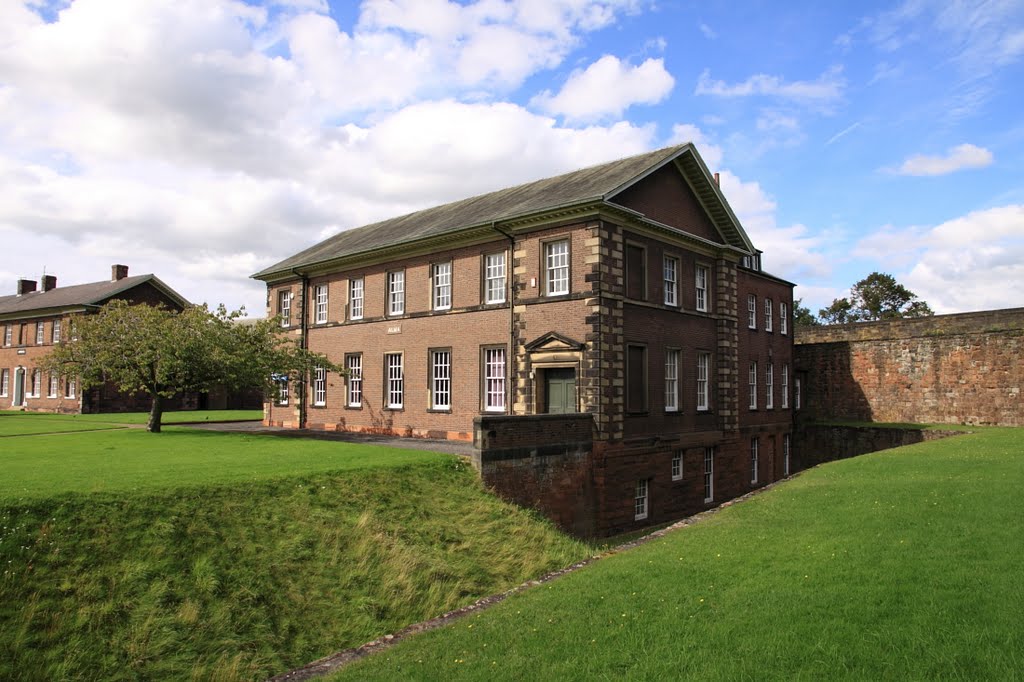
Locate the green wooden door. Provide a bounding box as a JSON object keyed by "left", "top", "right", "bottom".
{"left": 545, "top": 368, "right": 576, "bottom": 414}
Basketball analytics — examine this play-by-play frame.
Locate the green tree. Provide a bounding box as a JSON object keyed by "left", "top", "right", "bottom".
{"left": 40, "top": 301, "right": 341, "bottom": 432}
{"left": 793, "top": 298, "right": 821, "bottom": 326}
{"left": 818, "top": 272, "right": 934, "bottom": 324}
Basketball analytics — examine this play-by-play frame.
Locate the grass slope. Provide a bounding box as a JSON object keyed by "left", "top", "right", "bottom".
{"left": 331, "top": 428, "right": 1024, "bottom": 681}
{"left": 0, "top": 409, "right": 261, "bottom": 430}
{"left": 1, "top": 460, "right": 589, "bottom": 680}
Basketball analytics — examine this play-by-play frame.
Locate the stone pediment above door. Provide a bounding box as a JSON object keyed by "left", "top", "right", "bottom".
{"left": 524, "top": 331, "right": 586, "bottom": 353}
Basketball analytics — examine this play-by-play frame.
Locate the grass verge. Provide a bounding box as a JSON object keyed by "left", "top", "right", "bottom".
{"left": 329, "top": 427, "right": 1024, "bottom": 681}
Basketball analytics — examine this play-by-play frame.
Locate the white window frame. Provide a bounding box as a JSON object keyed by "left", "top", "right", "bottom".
{"left": 349, "top": 278, "right": 364, "bottom": 321}
{"left": 3, "top": 325, "right": 10, "bottom": 346}
{"left": 766, "top": 363, "right": 774, "bottom": 410}
{"left": 697, "top": 352, "right": 710, "bottom": 412}
{"left": 671, "top": 451, "right": 682, "bottom": 481}
{"left": 1, "top": 368, "right": 9, "bottom": 397}
{"left": 31, "top": 369, "right": 41, "bottom": 397}
{"left": 748, "top": 294, "right": 757, "bottom": 329}
{"left": 36, "top": 322, "right": 44, "bottom": 345}
{"left": 664, "top": 348, "right": 679, "bottom": 412}
{"left": 783, "top": 434, "right": 791, "bottom": 476}
{"left": 545, "top": 239, "right": 569, "bottom": 296}
{"left": 484, "top": 252, "right": 506, "bottom": 304}
{"left": 749, "top": 361, "right": 758, "bottom": 410}
{"left": 780, "top": 302, "right": 789, "bottom": 335}
{"left": 312, "top": 366, "right": 326, "bottom": 407}
{"left": 765, "top": 298, "right": 773, "bottom": 332}
{"left": 314, "top": 284, "right": 329, "bottom": 324}
{"left": 703, "top": 448, "right": 714, "bottom": 503}
{"left": 695, "top": 266, "right": 708, "bottom": 312}
{"left": 346, "top": 354, "right": 362, "bottom": 407}
{"left": 52, "top": 320, "right": 62, "bottom": 344}
{"left": 634, "top": 478, "right": 648, "bottom": 521}
{"left": 795, "top": 377, "right": 802, "bottom": 410}
{"left": 65, "top": 377, "right": 76, "bottom": 399}
{"left": 432, "top": 262, "right": 452, "bottom": 311}
{"left": 431, "top": 349, "right": 451, "bottom": 411}
{"left": 47, "top": 373, "right": 58, "bottom": 398}
{"left": 484, "top": 347, "right": 506, "bottom": 412}
{"left": 276, "top": 377, "right": 289, "bottom": 406}
{"left": 387, "top": 271, "right": 405, "bottom": 316}
{"left": 279, "top": 290, "right": 291, "bottom": 328}
{"left": 663, "top": 256, "right": 678, "bottom": 307}
{"left": 385, "top": 353, "right": 403, "bottom": 409}
{"left": 782, "top": 364, "right": 790, "bottom": 409}
{"left": 751, "top": 438, "right": 759, "bottom": 484}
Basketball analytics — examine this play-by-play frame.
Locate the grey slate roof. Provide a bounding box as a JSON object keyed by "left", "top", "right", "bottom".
{"left": 253, "top": 144, "right": 712, "bottom": 279}
{"left": 0, "top": 274, "right": 188, "bottom": 318}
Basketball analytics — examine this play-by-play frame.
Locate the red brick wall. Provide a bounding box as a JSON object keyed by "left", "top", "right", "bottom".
{"left": 795, "top": 308, "right": 1024, "bottom": 426}
{"left": 611, "top": 164, "right": 721, "bottom": 243}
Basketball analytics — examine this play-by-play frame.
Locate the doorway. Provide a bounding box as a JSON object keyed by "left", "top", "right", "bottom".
{"left": 13, "top": 367, "right": 25, "bottom": 407}
{"left": 543, "top": 367, "right": 576, "bottom": 414}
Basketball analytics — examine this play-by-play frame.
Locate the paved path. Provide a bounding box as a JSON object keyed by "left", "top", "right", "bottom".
{"left": 186, "top": 421, "right": 476, "bottom": 456}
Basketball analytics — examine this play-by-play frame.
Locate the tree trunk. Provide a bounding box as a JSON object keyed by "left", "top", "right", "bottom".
{"left": 147, "top": 394, "right": 164, "bottom": 433}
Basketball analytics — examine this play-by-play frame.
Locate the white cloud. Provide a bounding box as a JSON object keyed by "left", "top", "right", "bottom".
{"left": 668, "top": 123, "right": 723, "bottom": 169}
{"left": 895, "top": 143, "right": 994, "bottom": 176}
{"left": 531, "top": 56, "right": 674, "bottom": 121}
{"left": 0, "top": 0, "right": 652, "bottom": 314}
{"left": 695, "top": 65, "right": 845, "bottom": 102}
{"left": 698, "top": 22, "right": 717, "bottom": 39}
{"left": 851, "top": 205, "right": 1024, "bottom": 313}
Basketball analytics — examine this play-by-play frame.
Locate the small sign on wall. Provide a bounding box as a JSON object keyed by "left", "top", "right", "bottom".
{"left": 387, "top": 325, "right": 401, "bottom": 335}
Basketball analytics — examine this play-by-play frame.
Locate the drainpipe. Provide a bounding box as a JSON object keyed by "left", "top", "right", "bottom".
{"left": 291, "top": 268, "right": 310, "bottom": 429}
{"left": 491, "top": 223, "right": 516, "bottom": 415}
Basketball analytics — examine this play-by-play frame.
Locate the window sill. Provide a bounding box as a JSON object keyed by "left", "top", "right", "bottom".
{"left": 344, "top": 404, "right": 363, "bottom": 410}
{"left": 427, "top": 408, "right": 451, "bottom": 414}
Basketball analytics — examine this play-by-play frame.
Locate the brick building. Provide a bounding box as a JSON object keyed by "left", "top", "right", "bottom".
{"left": 253, "top": 144, "right": 795, "bottom": 535}
{"left": 0, "top": 265, "right": 189, "bottom": 413}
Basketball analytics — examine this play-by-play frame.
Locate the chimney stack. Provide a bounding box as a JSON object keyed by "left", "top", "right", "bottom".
{"left": 16, "top": 279, "right": 37, "bottom": 296}
{"left": 111, "top": 264, "right": 129, "bottom": 281}
{"left": 42, "top": 275, "right": 57, "bottom": 292}
{"left": 713, "top": 172, "right": 720, "bottom": 186}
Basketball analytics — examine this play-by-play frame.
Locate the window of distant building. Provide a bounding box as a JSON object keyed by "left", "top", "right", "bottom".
{"left": 780, "top": 302, "right": 788, "bottom": 335}
{"left": 483, "top": 347, "right": 506, "bottom": 412}
{"left": 387, "top": 271, "right": 405, "bottom": 316}
{"left": 634, "top": 478, "right": 649, "bottom": 521}
{"left": 663, "top": 256, "right": 678, "bottom": 307}
{"left": 766, "top": 364, "right": 774, "bottom": 410}
{"left": 278, "top": 290, "right": 291, "bottom": 328}
{"left": 312, "top": 366, "right": 326, "bottom": 407}
{"left": 697, "top": 352, "right": 711, "bottom": 412}
{"left": 748, "top": 294, "right": 757, "bottom": 329}
{"left": 749, "top": 361, "right": 758, "bottom": 409}
{"left": 750, "top": 438, "right": 759, "bottom": 484}
{"left": 349, "top": 278, "right": 364, "bottom": 321}
{"left": 431, "top": 349, "right": 452, "bottom": 411}
{"left": 704, "top": 448, "right": 714, "bottom": 503}
{"left": 432, "top": 262, "right": 452, "bottom": 311}
{"left": 545, "top": 239, "right": 570, "bottom": 296}
{"left": 314, "top": 284, "right": 328, "bottom": 324}
{"left": 385, "top": 353, "right": 403, "bottom": 409}
{"left": 782, "top": 364, "right": 790, "bottom": 409}
{"left": 52, "top": 320, "right": 61, "bottom": 344}
{"left": 345, "top": 354, "right": 362, "bottom": 408}
{"left": 664, "top": 348, "right": 679, "bottom": 412}
{"left": 783, "top": 434, "right": 791, "bottom": 476}
{"left": 765, "top": 298, "right": 773, "bottom": 332}
{"left": 36, "top": 322, "right": 44, "bottom": 345}
{"left": 695, "top": 266, "right": 709, "bottom": 312}
{"left": 671, "top": 451, "right": 682, "bottom": 481}
{"left": 484, "top": 252, "right": 506, "bottom": 304}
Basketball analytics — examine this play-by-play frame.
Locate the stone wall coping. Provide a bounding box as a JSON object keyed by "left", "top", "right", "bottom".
{"left": 795, "top": 306, "right": 1024, "bottom": 344}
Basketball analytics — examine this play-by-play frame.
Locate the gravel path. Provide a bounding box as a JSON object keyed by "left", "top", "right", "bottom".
{"left": 185, "top": 421, "right": 476, "bottom": 456}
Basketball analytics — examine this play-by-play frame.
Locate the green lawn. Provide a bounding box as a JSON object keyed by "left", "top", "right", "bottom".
{"left": 0, "top": 408, "right": 261, "bottom": 430}
{"left": 0, "top": 422, "right": 590, "bottom": 680}
{"left": 331, "top": 427, "right": 1024, "bottom": 681}
{"left": 0, "top": 426, "right": 456, "bottom": 499}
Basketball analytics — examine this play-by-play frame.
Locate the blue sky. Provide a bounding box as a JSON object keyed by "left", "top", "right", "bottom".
{"left": 0, "top": 0, "right": 1021, "bottom": 316}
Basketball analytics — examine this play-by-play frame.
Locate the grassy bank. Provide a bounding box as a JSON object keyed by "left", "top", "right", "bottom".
{"left": 332, "top": 428, "right": 1024, "bottom": 681}
{"left": 0, "top": 458, "right": 589, "bottom": 680}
